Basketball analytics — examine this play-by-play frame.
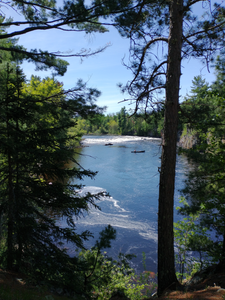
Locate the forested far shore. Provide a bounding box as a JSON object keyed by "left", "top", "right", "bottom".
{"left": 75, "top": 106, "right": 164, "bottom": 138}
{"left": 78, "top": 68, "right": 225, "bottom": 153}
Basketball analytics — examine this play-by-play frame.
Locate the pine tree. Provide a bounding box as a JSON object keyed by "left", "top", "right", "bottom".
{"left": 114, "top": 0, "right": 225, "bottom": 294}
{"left": 179, "top": 60, "right": 225, "bottom": 271}
{"left": 0, "top": 62, "right": 108, "bottom": 294}
{"left": 0, "top": 0, "right": 137, "bottom": 74}
{"left": 118, "top": 107, "right": 127, "bottom": 135}
{"left": 0, "top": 2, "right": 143, "bottom": 295}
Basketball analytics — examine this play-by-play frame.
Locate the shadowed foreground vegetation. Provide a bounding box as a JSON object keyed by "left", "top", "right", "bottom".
{"left": 1, "top": 267, "right": 225, "bottom": 300}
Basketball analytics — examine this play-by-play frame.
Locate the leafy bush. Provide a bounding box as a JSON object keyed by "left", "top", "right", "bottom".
{"left": 76, "top": 228, "right": 157, "bottom": 299}
{"left": 174, "top": 197, "right": 215, "bottom": 282}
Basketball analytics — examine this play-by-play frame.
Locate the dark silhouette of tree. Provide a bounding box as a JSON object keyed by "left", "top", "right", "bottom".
{"left": 0, "top": 62, "right": 108, "bottom": 294}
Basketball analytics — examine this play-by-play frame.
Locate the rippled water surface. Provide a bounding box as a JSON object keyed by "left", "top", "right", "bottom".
{"left": 70, "top": 135, "right": 189, "bottom": 272}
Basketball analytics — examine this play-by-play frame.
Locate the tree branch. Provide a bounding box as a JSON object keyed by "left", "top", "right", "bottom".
{"left": 183, "top": 0, "right": 202, "bottom": 11}
{"left": 129, "top": 37, "right": 168, "bottom": 86}
{"left": 185, "top": 20, "right": 225, "bottom": 39}
{"left": 13, "top": 0, "right": 59, "bottom": 13}
{"left": 136, "top": 84, "right": 165, "bottom": 103}
{"left": 0, "top": 44, "right": 110, "bottom": 58}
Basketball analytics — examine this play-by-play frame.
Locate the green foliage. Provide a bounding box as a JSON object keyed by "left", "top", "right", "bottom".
{"left": 0, "top": 0, "right": 137, "bottom": 74}
{"left": 174, "top": 198, "right": 214, "bottom": 282}
{"left": 0, "top": 61, "right": 106, "bottom": 297}
{"left": 179, "top": 76, "right": 218, "bottom": 136}
{"left": 81, "top": 248, "right": 156, "bottom": 300}
{"left": 0, "top": 58, "right": 158, "bottom": 299}
{"left": 114, "top": 0, "right": 225, "bottom": 294}
{"left": 0, "top": 2, "right": 164, "bottom": 297}
{"left": 177, "top": 57, "right": 225, "bottom": 271}
{"left": 118, "top": 107, "right": 127, "bottom": 135}
{"left": 79, "top": 106, "right": 164, "bottom": 137}
{"left": 178, "top": 53, "right": 225, "bottom": 274}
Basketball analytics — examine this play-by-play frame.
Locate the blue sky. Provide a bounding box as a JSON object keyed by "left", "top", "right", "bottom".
{"left": 7, "top": 3, "right": 217, "bottom": 114}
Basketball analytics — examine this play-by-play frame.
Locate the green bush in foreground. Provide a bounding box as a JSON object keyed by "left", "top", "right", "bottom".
{"left": 174, "top": 197, "right": 215, "bottom": 282}
{"left": 81, "top": 249, "right": 157, "bottom": 300}
{"left": 73, "top": 227, "right": 157, "bottom": 299}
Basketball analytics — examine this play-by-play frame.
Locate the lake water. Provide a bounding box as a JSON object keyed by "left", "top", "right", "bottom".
{"left": 71, "top": 135, "right": 189, "bottom": 273}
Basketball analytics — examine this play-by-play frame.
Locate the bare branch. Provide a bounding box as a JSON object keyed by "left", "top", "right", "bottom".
{"left": 136, "top": 85, "right": 165, "bottom": 103}
{"left": 148, "top": 61, "right": 167, "bottom": 84}
{"left": 0, "top": 43, "right": 110, "bottom": 58}
{"left": 129, "top": 37, "right": 168, "bottom": 86}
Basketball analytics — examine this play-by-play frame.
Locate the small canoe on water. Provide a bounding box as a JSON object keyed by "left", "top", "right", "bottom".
{"left": 131, "top": 150, "right": 145, "bottom": 153}
{"left": 105, "top": 143, "right": 113, "bottom": 146}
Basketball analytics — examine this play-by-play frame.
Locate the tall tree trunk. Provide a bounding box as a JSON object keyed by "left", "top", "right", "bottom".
{"left": 157, "top": 0, "right": 183, "bottom": 295}
{"left": 7, "top": 156, "right": 14, "bottom": 270}
{"left": 6, "top": 63, "right": 14, "bottom": 270}
{"left": 15, "top": 66, "right": 22, "bottom": 269}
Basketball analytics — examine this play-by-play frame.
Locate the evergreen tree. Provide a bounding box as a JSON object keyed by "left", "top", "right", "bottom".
{"left": 118, "top": 107, "right": 127, "bottom": 135}
{"left": 114, "top": 0, "right": 225, "bottom": 294}
{"left": 0, "top": 62, "right": 108, "bottom": 295}
{"left": 78, "top": 107, "right": 164, "bottom": 136}
{"left": 179, "top": 61, "right": 225, "bottom": 270}
{"left": 0, "top": 2, "right": 147, "bottom": 295}
{"left": 0, "top": 0, "right": 137, "bottom": 74}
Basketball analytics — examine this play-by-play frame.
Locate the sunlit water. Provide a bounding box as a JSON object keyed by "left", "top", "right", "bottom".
{"left": 69, "top": 135, "right": 189, "bottom": 273}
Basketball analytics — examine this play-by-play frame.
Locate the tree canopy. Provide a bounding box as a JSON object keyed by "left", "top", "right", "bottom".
{"left": 0, "top": 0, "right": 139, "bottom": 75}
{"left": 113, "top": 0, "right": 225, "bottom": 294}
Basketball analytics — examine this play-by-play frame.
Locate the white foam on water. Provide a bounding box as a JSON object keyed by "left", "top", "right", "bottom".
{"left": 77, "top": 186, "right": 105, "bottom": 196}
{"left": 82, "top": 135, "right": 161, "bottom": 145}
{"left": 78, "top": 211, "right": 157, "bottom": 243}
{"left": 76, "top": 186, "right": 128, "bottom": 212}
{"left": 110, "top": 199, "right": 127, "bottom": 212}
{"left": 139, "top": 231, "right": 158, "bottom": 241}
{"left": 76, "top": 186, "right": 157, "bottom": 243}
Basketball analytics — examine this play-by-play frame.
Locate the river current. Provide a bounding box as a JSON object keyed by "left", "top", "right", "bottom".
{"left": 71, "top": 135, "right": 189, "bottom": 273}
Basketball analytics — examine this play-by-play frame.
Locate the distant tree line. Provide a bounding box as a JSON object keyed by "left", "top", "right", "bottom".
{"left": 77, "top": 106, "right": 165, "bottom": 137}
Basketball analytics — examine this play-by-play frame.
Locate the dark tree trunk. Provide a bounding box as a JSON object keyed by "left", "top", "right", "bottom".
{"left": 157, "top": 0, "right": 183, "bottom": 295}
{"left": 7, "top": 158, "right": 14, "bottom": 271}
{"left": 215, "top": 230, "right": 225, "bottom": 272}
{"left": 6, "top": 63, "right": 14, "bottom": 271}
